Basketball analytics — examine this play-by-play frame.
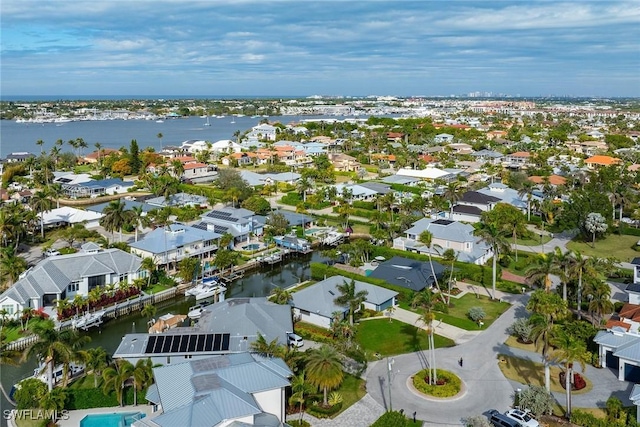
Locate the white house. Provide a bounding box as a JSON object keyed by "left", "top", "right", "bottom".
{"left": 246, "top": 123, "right": 278, "bottom": 141}
{"left": 39, "top": 206, "right": 104, "bottom": 229}
{"left": 0, "top": 244, "right": 143, "bottom": 319}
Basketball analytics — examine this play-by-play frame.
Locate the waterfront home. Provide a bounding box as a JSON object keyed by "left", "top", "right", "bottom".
{"left": 39, "top": 206, "right": 104, "bottom": 229}
{"left": 194, "top": 207, "right": 262, "bottom": 246}
{"left": 145, "top": 192, "right": 208, "bottom": 208}
{"left": 136, "top": 353, "right": 291, "bottom": 427}
{"left": 476, "top": 182, "right": 529, "bottom": 212}
{"left": 393, "top": 218, "right": 492, "bottom": 265}
{"left": 53, "top": 172, "right": 94, "bottom": 186}
{"left": 368, "top": 256, "right": 446, "bottom": 292}
{"left": 272, "top": 233, "right": 311, "bottom": 253}
{"left": 246, "top": 123, "right": 279, "bottom": 141}
{"left": 82, "top": 148, "right": 120, "bottom": 164}
{"left": 291, "top": 275, "right": 397, "bottom": 328}
{"left": 451, "top": 191, "right": 501, "bottom": 223}
{"left": 129, "top": 223, "right": 221, "bottom": 269}
{"left": 239, "top": 170, "right": 301, "bottom": 187}
{"left": 0, "top": 244, "right": 143, "bottom": 319}
{"left": 113, "top": 298, "right": 293, "bottom": 364}
{"left": 395, "top": 165, "right": 455, "bottom": 182}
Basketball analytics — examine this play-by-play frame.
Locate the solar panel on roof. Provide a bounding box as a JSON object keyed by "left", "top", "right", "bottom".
{"left": 188, "top": 335, "right": 197, "bottom": 352}
{"left": 162, "top": 336, "right": 173, "bottom": 353}
{"left": 145, "top": 336, "right": 156, "bottom": 353}
{"left": 196, "top": 334, "right": 205, "bottom": 352}
{"left": 205, "top": 334, "right": 214, "bottom": 351}
{"left": 179, "top": 335, "right": 189, "bottom": 352}
{"left": 155, "top": 336, "right": 166, "bottom": 353}
{"left": 193, "top": 222, "right": 208, "bottom": 230}
{"left": 170, "top": 336, "right": 181, "bottom": 352}
{"left": 221, "top": 334, "right": 230, "bottom": 351}
{"left": 213, "top": 334, "right": 222, "bottom": 351}
{"left": 433, "top": 219, "right": 454, "bottom": 226}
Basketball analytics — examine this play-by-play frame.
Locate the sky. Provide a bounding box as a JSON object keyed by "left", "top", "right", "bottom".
{"left": 1, "top": 1, "right": 639, "bottom": 98}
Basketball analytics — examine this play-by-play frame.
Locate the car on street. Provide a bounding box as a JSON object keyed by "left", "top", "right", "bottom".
{"left": 44, "top": 249, "right": 61, "bottom": 257}
{"left": 504, "top": 409, "right": 539, "bottom": 427}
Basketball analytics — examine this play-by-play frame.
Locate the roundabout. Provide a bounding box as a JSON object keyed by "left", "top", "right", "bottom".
{"left": 409, "top": 369, "right": 467, "bottom": 400}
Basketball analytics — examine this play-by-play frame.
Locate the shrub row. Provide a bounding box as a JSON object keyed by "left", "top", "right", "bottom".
{"left": 307, "top": 402, "right": 342, "bottom": 418}
{"left": 570, "top": 410, "right": 639, "bottom": 427}
{"left": 65, "top": 387, "right": 147, "bottom": 410}
{"left": 412, "top": 369, "right": 461, "bottom": 398}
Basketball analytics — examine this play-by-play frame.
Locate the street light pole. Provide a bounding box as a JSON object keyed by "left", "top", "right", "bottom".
{"left": 387, "top": 357, "right": 394, "bottom": 411}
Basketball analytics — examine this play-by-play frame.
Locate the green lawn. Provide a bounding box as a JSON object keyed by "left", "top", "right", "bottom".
{"left": 566, "top": 234, "right": 639, "bottom": 263}
{"left": 356, "top": 319, "right": 454, "bottom": 359}
{"left": 332, "top": 374, "right": 366, "bottom": 417}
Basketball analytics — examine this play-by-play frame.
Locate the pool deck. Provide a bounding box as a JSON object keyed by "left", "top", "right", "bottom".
{"left": 59, "top": 404, "right": 156, "bottom": 427}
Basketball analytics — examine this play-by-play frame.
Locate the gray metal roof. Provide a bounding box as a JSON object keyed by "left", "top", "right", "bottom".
{"left": 129, "top": 223, "right": 221, "bottom": 254}
{"left": 405, "top": 217, "right": 477, "bottom": 244}
{"left": 0, "top": 248, "right": 142, "bottom": 303}
{"left": 148, "top": 353, "right": 290, "bottom": 427}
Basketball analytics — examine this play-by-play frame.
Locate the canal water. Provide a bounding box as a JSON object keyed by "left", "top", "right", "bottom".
{"left": 0, "top": 251, "right": 323, "bottom": 420}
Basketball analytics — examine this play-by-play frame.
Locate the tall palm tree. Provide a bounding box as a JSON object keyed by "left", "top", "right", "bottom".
{"left": 0, "top": 246, "right": 28, "bottom": 286}
{"left": 250, "top": 332, "right": 281, "bottom": 357}
{"left": 100, "top": 200, "right": 133, "bottom": 243}
{"left": 552, "top": 248, "right": 572, "bottom": 302}
{"left": 141, "top": 257, "right": 156, "bottom": 288}
{"left": 474, "top": 223, "right": 510, "bottom": 299}
{"left": 30, "top": 190, "right": 54, "bottom": 238}
{"left": 305, "top": 345, "right": 344, "bottom": 406}
{"left": 130, "top": 205, "right": 147, "bottom": 242}
{"left": 550, "top": 329, "right": 590, "bottom": 419}
{"left": 443, "top": 181, "right": 463, "bottom": 219}
{"left": 529, "top": 313, "right": 555, "bottom": 392}
{"left": 586, "top": 281, "right": 614, "bottom": 326}
{"left": 568, "top": 251, "right": 598, "bottom": 319}
{"left": 289, "top": 371, "right": 314, "bottom": 422}
{"left": 412, "top": 289, "right": 437, "bottom": 384}
{"left": 36, "top": 139, "right": 45, "bottom": 154}
{"left": 40, "top": 388, "right": 67, "bottom": 424}
{"left": 518, "top": 180, "right": 535, "bottom": 221}
{"left": 171, "top": 159, "right": 185, "bottom": 179}
{"left": 418, "top": 230, "right": 445, "bottom": 300}
{"left": 525, "top": 252, "right": 559, "bottom": 293}
{"left": 23, "top": 319, "right": 75, "bottom": 391}
{"left": 47, "top": 183, "right": 64, "bottom": 209}
{"left": 132, "top": 358, "right": 154, "bottom": 406}
{"left": 102, "top": 359, "right": 134, "bottom": 407}
{"left": 333, "top": 279, "right": 368, "bottom": 326}
{"left": 85, "top": 347, "right": 109, "bottom": 388}
{"left": 157, "top": 133, "right": 164, "bottom": 151}
{"left": 94, "top": 142, "right": 103, "bottom": 170}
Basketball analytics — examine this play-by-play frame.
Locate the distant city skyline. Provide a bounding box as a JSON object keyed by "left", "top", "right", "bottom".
{"left": 1, "top": 1, "right": 639, "bottom": 98}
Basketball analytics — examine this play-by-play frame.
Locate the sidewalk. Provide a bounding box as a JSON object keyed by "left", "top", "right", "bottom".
{"left": 392, "top": 307, "right": 481, "bottom": 344}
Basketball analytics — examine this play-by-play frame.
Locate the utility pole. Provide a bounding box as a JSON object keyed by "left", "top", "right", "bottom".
{"left": 387, "top": 357, "right": 394, "bottom": 411}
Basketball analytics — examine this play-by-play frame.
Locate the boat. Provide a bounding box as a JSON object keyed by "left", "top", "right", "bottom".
{"left": 71, "top": 309, "right": 105, "bottom": 330}
{"left": 148, "top": 313, "right": 187, "bottom": 333}
{"left": 11, "top": 362, "right": 84, "bottom": 398}
{"left": 187, "top": 304, "right": 206, "bottom": 320}
{"left": 156, "top": 119, "right": 164, "bottom": 123}
{"left": 321, "top": 229, "right": 346, "bottom": 246}
{"left": 230, "top": 119, "right": 236, "bottom": 124}
{"left": 204, "top": 116, "right": 211, "bottom": 126}
{"left": 195, "top": 282, "right": 226, "bottom": 302}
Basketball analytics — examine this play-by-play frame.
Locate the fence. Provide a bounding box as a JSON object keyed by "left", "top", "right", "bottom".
{"left": 4, "top": 287, "right": 178, "bottom": 352}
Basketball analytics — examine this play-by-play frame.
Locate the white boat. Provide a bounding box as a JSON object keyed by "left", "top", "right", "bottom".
{"left": 321, "top": 229, "right": 346, "bottom": 246}
{"left": 230, "top": 119, "right": 236, "bottom": 124}
{"left": 185, "top": 282, "right": 211, "bottom": 297}
{"left": 71, "top": 309, "right": 105, "bottom": 330}
{"left": 187, "top": 305, "right": 205, "bottom": 320}
{"left": 156, "top": 119, "right": 164, "bottom": 123}
{"left": 196, "top": 282, "right": 226, "bottom": 302}
{"left": 204, "top": 116, "right": 211, "bottom": 126}
{"left": 12, "top": 362, "right": 84, "bottom": 398}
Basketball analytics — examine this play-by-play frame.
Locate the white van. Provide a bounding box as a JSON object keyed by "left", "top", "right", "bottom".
{"left": 287, "top": 333, "right": 304, "bottom": 348}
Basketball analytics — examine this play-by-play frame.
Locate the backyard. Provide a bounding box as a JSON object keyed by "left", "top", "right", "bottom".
{"left": 356, "top": 318, "right": 454, "bottom": 359}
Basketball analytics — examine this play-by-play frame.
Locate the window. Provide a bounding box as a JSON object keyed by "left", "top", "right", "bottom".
{"left": 118, "top": 274, "right": 127, "bottom": 283}
{"left": 67, "top": 281, "right": 80, "bottom": 293}
{"left": 1, "top": 305, "right": 14, "bottom": 315}
{"left": 88, "top": 275, "right": 106, "bottom": 290}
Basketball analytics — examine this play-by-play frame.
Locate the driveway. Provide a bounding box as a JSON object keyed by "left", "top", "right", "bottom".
{"left": 365, "top": 293, "right": 525, "bottom": 426}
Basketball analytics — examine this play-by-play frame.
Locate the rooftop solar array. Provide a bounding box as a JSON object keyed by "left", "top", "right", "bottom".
{"left": 213, "top": 225, "right": 229, "bottom": 233}
{"left": 192, "top": 222, "right": 209, "bottom": 231}
{"left": 206, "top": 210, "right": 238, "bottom": 222}
{"left": 144, "top": 333, "right": 230, "bottom": 354}
{"left": 433, "top": 219, "right": 454, "bottom": 226}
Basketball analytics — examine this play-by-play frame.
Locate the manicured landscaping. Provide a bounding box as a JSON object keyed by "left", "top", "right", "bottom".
{"left": 504, "top": 335, "right": 537, "bottom": 353}
{"left": 356, "top": 319, "right": 454, "bottom": 359}
{"left": 331, "top": 373, "right": 366, "bottom": 417}
{"left": 412, "top": 368, "right": 462, "bottom": 398}
{"left": 497, "top": 354, "right": 592, "bottom": 394}
{"left": 445, "top": 294, "right": 510, "bottom": 328}
{"left": 566, "top": 234, "right": 640, "bottom": 263}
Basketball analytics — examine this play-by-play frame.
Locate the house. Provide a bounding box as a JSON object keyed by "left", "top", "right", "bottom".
{"left": 194, "top": 207, "right": 262, "bottom": 245}
{"left": 0, "top": 244, "right": 143, "bottom": 319}
{"left": 129, "top": 223, "right": 221, "bottom": 269}
{"left": 434, "top": 133, "right": 454, "bottom": 143}
{"left": 82, "top": 148, "right": 120, "bottom": 164}
{"left": 476, "top": 182, "right": 527, "bottom": 211}
{"left": 61, "top": 178, "right": 135, "bottom": 199}
{"left": 239, "top": 170, "right": 301, "bottom": 187}
{"left": 87, "top": 200, "right": 154, "bottom": 216}
{"left": 134, "top": 353, "right": 291, "bottom": 427}
{"left": 503, "top": 151, "right": 531, "bottom": 170}
{"left": 451, "top": 191, "right": 501, "bottom": 222}
{"left": 328, "top": 153, "right": 360, "bottom": 172}
{"left": 39, "top": 206, "right": 104, "bottom": 229}
{"left": 5, "top": 152, "right": 35, "bottom": 163}
{"left": 209, "top": 139, "right": 243, "bottom": 155}
{"left": 393, "top": 218, "right": 492, "bottom": 264}
{"left": 446, "top": 143, "right": 473, "bottom": 154}
{"left": 222, "top": 152, "right": 256, "bottom": 167}
{"left": 585, "top": 155, "right": 622, "bottom": 169}
{"left": 113, "top": 297, "right": 294, "bottom": 364}
{"left": 53, "top": 172, "right": 94, "bottom": 186}
{"left": 527, "top": 175, "right": 567, "bottom": 187}
{"left": 331, "top": 183, "right": 390, "bottom": 202}
{"left": 395, "top": 166, "right": 453, "bottom": 181}
{"left": 368, "top": 256, "right": 446, "bottom": 292}
{"left": 470, "top": 149, "right": 504, "bottom": 164}
{"left": 291, "top": 275, "right": 397, "bottom": 328}
{"left": 246, "top": 123, "right": 279, "bottom": 141}
{"left": 145, "top": 192, "right": 209, "bottom": 208}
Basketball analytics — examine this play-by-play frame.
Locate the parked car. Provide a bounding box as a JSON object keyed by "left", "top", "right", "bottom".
{"left": 488, "top": 410, "right": 523, "bottom": 427}
{"left": 44, "top": 249, "right": 61, "bottom": 257}
{"left": 287, "top": 333, "right": 304, "bottom": 348}
{"left": 504, "top": 409, "right": 539, "bottom": 427}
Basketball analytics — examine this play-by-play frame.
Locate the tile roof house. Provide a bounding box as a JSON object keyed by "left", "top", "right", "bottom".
{"left": 291, "top": 275, "right": 397, "bottom": 328}
{"left": 503, "top": 151, "right": 531, "bottom": 170}
{"left": 129, "top": 223, "right": 221, "bottom": 268}
{"left": 0, "top": 245, "right": 143, "bottom": 320}
{"left": 393, "top": 218, "right": 493, "bottom": 265}
{"left": 368, "top": 256, "right": 447, "bottom": 292}
{"left": 134, "top": 353, "right": 291, "bottom": 427}
{"left": 114, "top": 297, "right": 294, "bottom": 364}
{"left": 585, "top": 155, "right": 622, "bottom": 169}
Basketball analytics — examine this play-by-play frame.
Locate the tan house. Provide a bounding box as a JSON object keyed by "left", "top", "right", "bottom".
{"left": 328, "top": 153, "right": 360, "bottom": 172}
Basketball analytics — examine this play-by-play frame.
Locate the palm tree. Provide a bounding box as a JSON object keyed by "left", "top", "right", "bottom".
{"left": 47, "top": 183, "right": 64, "bottom": 209}
{"left": 85, "top": 347, "right": 109, "bottom": 388}
{"left": 36, "top": 139, "right": 45, "bottom": 154}
{"left": 474, "top": 223, "right": 510, "bottom": 299}
{"left": 141, "top": 303, "right": 157, "bottom": 320}
{"left": 418, "top": 230, "right": 445, "bottom": 300}
{"left": 94, "top": 142, "right": 103, "bottom": 170}
{"left": 100, "top": 200, "right": 133, "bottom": 243}
{"left": 518, "top": 180, "right": 535, "bottom": 221}
{"left": 412, "top": 289, "right": 437, "bottom": 384}
{"left": 443, "top": 180, "right": 463, "bottom": 218}
{"left": 305, "top": 345, "right": 344, "bottom": 406}
{"left": 550, "top": 329, "right": 590, "bottom": 419}
{"left": 586, "top": 281, "right": 614, "bottom": 326}
{"left": 30, "top": 190, "right": 54, "bottom": 238}
{"left": 23, "top": 319, "right": 75, "bottom": 391}
{"left": 525, "top": 252, "right": 558, "bottom": 293}
{"left": 289, "top": 371, "right": 314, "bottom": 422}
{"left": 0, "top": 247, "right": 28, "bottom": 286}
{"left": 141, "top": 257, "right": 156, "bottom": 288}
{"left": 270, "top": 287, "right": 293, "bottom": 305}
{"left": 130, "top": 205, "right": 147, "bottom": 242}
{"left": 157, "top": 133, "right": 164, "bottom": 151}
{"left": 529, "top": 313, "right": 555, "bottom": 392}
{"left": 296, "top": 177, "right": 312, "bottom": 203}
{"left": 250, "top": 332, "right": 281, "bottom": 357}
{"left": 171, "top": 159, "right": 185, "bottom": 179}
{"left": 132, "top": 358, "right": 154, "bottom": 406}
{"left": 552, "top": 248, "right": 572, "bottom": 302}
{"left": 333, "top": 279, "right": 368, "bottom": 326}
{"left": 568, "top": 251, "right": 598, "bottom": 319}
{"left": 40, "top": 388, "right": 67, "bottom": 424}
{"left": 102, "top": 359, "right": 134, "bottom": 406}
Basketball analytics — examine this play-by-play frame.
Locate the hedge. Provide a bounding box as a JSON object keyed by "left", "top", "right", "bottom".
{"left": 65, "top": 387, "right": 147, "bottom": 410}
{"left": 307, "top": 402, "right": 342, "bottom": 418}
{"left": 389, "top": 183, "right": 423, "bottom": 195}
{"left": 570, "top": 410, "right": 638, "bottom": 427}
{"left": 370, "top": 411, "right": 409, "bottom": 427}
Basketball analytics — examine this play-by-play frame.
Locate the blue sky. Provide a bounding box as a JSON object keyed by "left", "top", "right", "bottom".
{"left": 1, "top": 1, "right": 639, "bottom": 97}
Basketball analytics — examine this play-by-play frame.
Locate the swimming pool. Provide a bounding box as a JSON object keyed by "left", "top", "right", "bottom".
{"left": 80, "top": 412, "right": 145, "bottom": 427}
{"left": 242, "top": 243, "right": 261, "bottom": 251}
